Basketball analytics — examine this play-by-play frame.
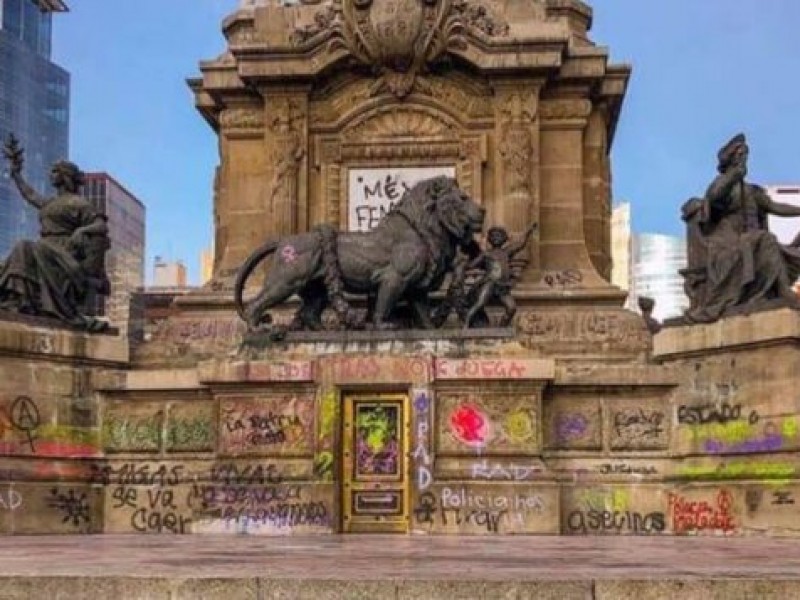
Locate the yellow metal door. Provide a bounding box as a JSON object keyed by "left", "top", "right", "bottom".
{"left": 342, "top": 392, "right": 409, "bottom": 533}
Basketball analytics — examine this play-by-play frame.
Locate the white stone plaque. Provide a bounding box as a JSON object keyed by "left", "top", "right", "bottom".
{"left": 348, "top": 166, "right": 456, "bottom": 231}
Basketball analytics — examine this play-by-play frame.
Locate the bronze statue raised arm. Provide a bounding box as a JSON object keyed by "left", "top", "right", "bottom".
{"left": 4, "top": 135, "right": 48, "bottom": 210}
{"left": 681, "top": 133, "right": 800, "bottom": 323}
{"left": 0, "top": 134, "right": 111, "bottom": 331}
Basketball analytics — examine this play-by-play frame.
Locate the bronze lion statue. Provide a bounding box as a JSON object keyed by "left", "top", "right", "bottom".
{"left": 234, "top": 176, "right": 485, "bottom": 332}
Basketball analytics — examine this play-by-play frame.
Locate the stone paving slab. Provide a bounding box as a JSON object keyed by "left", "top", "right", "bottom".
{"left": 1, "top": 536, "right": 800, "bottom": 599}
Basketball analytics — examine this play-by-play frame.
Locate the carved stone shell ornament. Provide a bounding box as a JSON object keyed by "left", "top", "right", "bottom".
{"left": 294, "top": 0, "right": 508, "bottom": 98}
{"left": 336, "top": 0, "right": 460, "bottom": 97}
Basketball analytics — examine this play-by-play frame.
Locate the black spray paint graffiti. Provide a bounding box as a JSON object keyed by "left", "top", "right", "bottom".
{"left": 211, "top": 463, "right": 281, "bottom": 485}
{"left": 191, "top": 483, "right": 302, "bottom": 509}
{"left": 353, "top": 174, "right": 413, "bottom": 230}
{"left": 224, "top": 412, "right": 302, "bottom": 446}
{"left": 414, "top": 491, "right": 506, "bottom": 533}
{"left": 598, "top": 464, "right": 658, "bottom": 476}
{"left": 10, "top": 395, "right": 40, "bottom": 452}
{"left": 90, "top": 463, "right": 185, "bottom": 486}
{"left": 677, "top": 402, "right": 758, "bottom": 426}
{"left": 98, "top": 462, "right": 293, "bottom": 534}
{"left": 214, "top": 502, "right": 329, "bottom": 531}
{"left": 414, "top": 488, "right": 544, "bottom": 533}
{"left": 613, "top": 409, "right": 665, "bottom": 440}
{"left": 130, "top": 489, "right": 190, "bottom": 534}
{"left": 772, "top": 491, "right": 795, "bottom": 506}
{"left": 108, "top": 483, "right": 191, "bottom": 534}
{"left": 566, "top": 510, "right": 665, "bottom": 535}
{"left": 47, "top": 488, "right": 91, "bottom": 527}
{"left": 193, "top": 483, "right": 328, "bottom": 531}
{"left": 105, "top": 471, "right": 190, "bottom": 534}
{"left": 745, "top": 488, "right": 763, "bottom": 512}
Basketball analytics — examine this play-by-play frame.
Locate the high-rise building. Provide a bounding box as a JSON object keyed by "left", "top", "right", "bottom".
{"left": 153, "top": 258, "right": 187, "bottom": 288}
{"left": 611, "top": 202, "right": 631, "bottom": 295}
{"left": 0, "top": 0, "right": 70, "bottom": 257}
{"left": 81, "top": 173, "right": 146, "bottom": 329}
{"left": 630, "top": 233, "right": 688, "bottom": 321}
{"left": 200, "top": 246, "right": 213, "bottom": 285}
{"left": 766, "top": 185, "right": 800, "bottom": 291}
{"left": 766, "top": 185, "right": 800, "bottom": 245}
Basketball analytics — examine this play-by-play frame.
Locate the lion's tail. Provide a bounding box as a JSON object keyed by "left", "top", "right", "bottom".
{"left": 233, "top": 239, "right": 279, "bottom": 323}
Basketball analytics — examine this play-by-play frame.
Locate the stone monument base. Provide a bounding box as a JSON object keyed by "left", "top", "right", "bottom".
{"left": 4, "top": 306, "right": 800, "bottom": 537}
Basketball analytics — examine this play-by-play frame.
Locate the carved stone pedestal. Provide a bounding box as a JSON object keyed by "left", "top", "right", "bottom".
{"left": 653, "top": 309, "right": 800, "bottom": 536}
{"left": 0, "top": 318, "right": 127, "bottom": 534}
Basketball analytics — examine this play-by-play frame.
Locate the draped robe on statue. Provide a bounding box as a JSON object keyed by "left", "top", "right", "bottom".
{"left": 0, "top": 193, "right": 109, "bottom": 324}
{"left": 683, "top": 169, "right": 800, "bottom": 323}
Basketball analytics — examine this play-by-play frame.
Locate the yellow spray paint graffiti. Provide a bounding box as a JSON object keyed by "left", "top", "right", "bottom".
{"left": 504, "top": 409, "right": 535, "bottom": 444}
{"left": 315, "top": 390, "right": 338, "bottom": 480}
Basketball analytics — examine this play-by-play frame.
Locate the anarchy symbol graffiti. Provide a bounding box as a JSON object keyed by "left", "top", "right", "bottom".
{"left": 10, "top": 395, "right": 40, "bottom": 452}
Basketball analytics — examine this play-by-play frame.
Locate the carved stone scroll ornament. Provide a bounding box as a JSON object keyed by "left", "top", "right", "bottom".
{"left": 498, "top": 92, "right": 537, "bottom": 196}
{"left": 294, "top": 0, "right": 509, "bottom": 98}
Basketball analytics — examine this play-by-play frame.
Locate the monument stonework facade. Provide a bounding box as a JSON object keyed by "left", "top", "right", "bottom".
{"left": 193, "top": 0, "right": 626, "bottom": 299}
{"left": 2, "top": 0, "right": 800, "bottom": 538}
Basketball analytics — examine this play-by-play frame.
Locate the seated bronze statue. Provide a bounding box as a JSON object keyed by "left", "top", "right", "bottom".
{"left": 681, "top": 133, "right": 800, "bottom": 323}
{"left": 0, "top": 135, "right": 110, "bottom": 331}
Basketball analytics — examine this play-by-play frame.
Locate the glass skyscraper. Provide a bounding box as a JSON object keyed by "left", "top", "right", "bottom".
{"left": 81, "top": 173, "right": 146, "bottom": 330}
{"left": 630, "top": 233, "right": 689, "bottom": 321}
{"left": 0, "top": 0, "right": 69, "bottom": 258}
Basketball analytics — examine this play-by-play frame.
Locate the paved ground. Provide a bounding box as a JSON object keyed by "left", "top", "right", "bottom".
{"left": 2, "top": 536, "right": 800, "bottom": 599}
{"left": 2, "top": 535, "right": 800, "bottom": 579}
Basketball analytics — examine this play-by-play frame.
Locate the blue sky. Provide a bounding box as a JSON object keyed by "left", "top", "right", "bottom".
{"left": 54, "top": 1, "right": 800, "bottom": 283}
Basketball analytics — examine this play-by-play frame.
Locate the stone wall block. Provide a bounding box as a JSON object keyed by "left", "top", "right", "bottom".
{"left": 0, "top": 483, "right": 102, "bottom": 534}
{"left": 166, "top": 401, "right": 216, "bottom": 453}
{"left": 217, "top": 394, "right": 316, "bottom": 457}
{"left": 102, "top": 401, "right": 164, "bottom": 453}
{"left": 543, "top": 393, "right": 602, "bottom": 450}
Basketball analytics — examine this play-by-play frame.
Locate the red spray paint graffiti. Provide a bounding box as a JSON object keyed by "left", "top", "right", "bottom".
{"left": 450, "top": 404, "right": 489, "bottom": 447}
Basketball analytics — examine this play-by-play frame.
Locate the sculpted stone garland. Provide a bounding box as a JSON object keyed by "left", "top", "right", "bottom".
{"left": 497, "top": 92, "right": 537, "bottom": 197}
